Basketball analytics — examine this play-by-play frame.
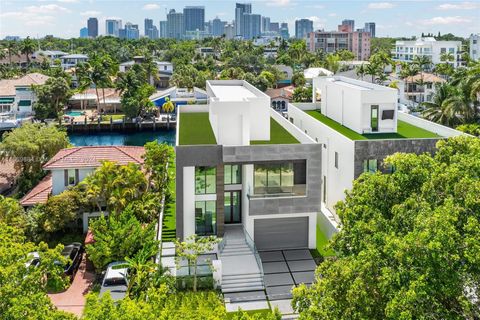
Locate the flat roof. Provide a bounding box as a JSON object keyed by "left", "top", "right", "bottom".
{"left": 209, "top": 85, "right": 257, "bottom": 101}
{"left": 305, "top": 110, "right": 441, "bottom": 140}
{"left": 178, "top": 112, "right": 216, "bottom": 145}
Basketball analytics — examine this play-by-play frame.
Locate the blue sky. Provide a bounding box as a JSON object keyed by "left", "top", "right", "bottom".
{"left": 0, "top": 0, "right": 478, "bottom": 39}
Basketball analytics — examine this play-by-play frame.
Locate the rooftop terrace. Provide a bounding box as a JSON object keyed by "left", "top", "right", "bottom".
{"left": 305, "top": 110, "right": 441, "bottom": 140}
{"left": 178, "top": 112, "right": 299, "bottom": 146}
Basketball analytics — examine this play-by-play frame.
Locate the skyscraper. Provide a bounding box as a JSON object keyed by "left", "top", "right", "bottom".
{"left": 341, "top": 19, "right": 355, "bottom": 31}
{"left": 364, "top": 22, "right": 376, "bottom": 38}
{"left": 105, "top": 19, "right": 121, "bottom": 37}
{"left": 144, "top": 18, "right": 159, "bottom": 39}
{"left": 261, "top": 16, "right": 271, "bottom": 34}
{"left": 145, "top": 18, "right": 153, "bottom": 36}
{"left": 167, "top": 9, "right": 185, "bottom": 40}
{"left": 269, "top": 22, "right": 280, "bottom": 33}
{"left": 80, "top": 27, "right": 89, "bottom": 38}
{"left": 121, "top": 22, "right": 139, "bottom": 40}
{"left": 242, "top": 13, "right": 261, "bottom": 40}
{"left": 212, "top": 17, "right": 226, "bottom": 37}
{"left": 235, "top": 3, "right": 252, "bottom": 37}
{"left": 159, "top": 21, "right": 167, "bottom": 38}
{"left": 183, "top": 6, "right": 205, "bottom": 32}
{"left": 224, "top": 23, "right": 235, "bottom": 39}
{"left": 87, "top": 17, "right": 98, "bottom": 38}
{"left": 295, "top": 19, "right": 313, "bottom": 39}
{"left": 280, "top": 22, "right": 289, "bottom": 39}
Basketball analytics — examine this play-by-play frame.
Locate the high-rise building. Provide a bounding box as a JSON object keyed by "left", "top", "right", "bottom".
{"left": 144, "top": 18, "right": 159, "bottom": 39}
{"left": 470, "top": 34, "right": 480, "bottom": 61}
{"left": 341, "top": 19, "right": 355, "bottom": 31}
{"left": 224, "top": 23, "right": 235, "bottom": 39}
{"left": 80, "top": 27, "right": 89, "bottom": 38}
{"left": 105, "top": 19, "right": 121, "bottom": 37}
{"left": 120, "top": 22, "right": 139, "bottom": 40}
{"left": 204, "top": 21, "right": 212, "bottom": 34}
{"left": 307, "top": 28, "right": 371, "bottom": 60}
{"left": 212, "top": 17, "right": 226, "bottom": 37}
{"left": 159, "top": 21, "right": 167, "bottom": 38}
{"left": 364, "top": 22, "right": 375, "bottom": 38}
{"left": 167, "top": 9, "right": 185, "bottom": 40}
{"left": 183, "top": 6, "right": 205, "bottom": 32}
{"left": 243, "top": 13, "right": 261, "bottom": 40}
{"left": 235, "top": 3, "right": 252, "bottom": 37}
{"left": 280, "top": 22, "right": 289, "bottom": 39}
{"left": 261, "top": 16, "right": 270, "bottom": 34}
{"left": 145, "top": 18, "right": 153, "bottom": 36}
{"left": 87, "top": 18, "right": 98, "bottom": 38}
{"left": 295, "top": 19, "right": 313, "bottom": 39}
{"left": 269, "top": 22, "right": 279, "bottom": 33}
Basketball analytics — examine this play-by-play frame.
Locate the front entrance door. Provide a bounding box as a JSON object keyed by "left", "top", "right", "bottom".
{"left": 224, "top": 191, "right": 241, "bottom": 224}
{"left": 371, "top": 105, "right": 379, "bottom": 132}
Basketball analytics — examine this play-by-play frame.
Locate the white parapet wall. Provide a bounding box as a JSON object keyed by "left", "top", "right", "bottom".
{"left": 398, "top": 112, "right": 467, "bottom": 138}
{"left": 269, "top": 108, "right": 316, "bottom": 144}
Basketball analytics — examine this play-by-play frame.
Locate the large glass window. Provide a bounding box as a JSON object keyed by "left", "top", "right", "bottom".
{"left": 253, "top": 161, "right": 305, "bottom": 196}
{"left": 363, "top": 159, "right": 378, "bottom": 173}
{"left": 224, "top": 165, "right": 241, "bottom": 185}
{"left": 195, "top": 201, "right": 216, "bottom": 236}
{"left": 195, "top": 167, "right": 216, "bottom": 194}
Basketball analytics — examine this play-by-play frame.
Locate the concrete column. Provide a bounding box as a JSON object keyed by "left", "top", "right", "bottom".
{"left": 216, "top": 164, "right": 225, "bottom": 237}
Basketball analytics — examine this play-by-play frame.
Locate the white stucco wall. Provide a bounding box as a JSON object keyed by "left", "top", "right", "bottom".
{"left": 183, "top": 166, "right": 196, "bottom": 238}
{"left": 51, "top": 168, "right": 94, "bottom": 195}
{"left": 398, "top": 112, "right": 466, "bottom": 138}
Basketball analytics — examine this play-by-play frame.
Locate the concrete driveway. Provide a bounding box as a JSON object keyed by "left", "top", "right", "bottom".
{"left": 49, "top": 255, "right": 95, "bottom": 317}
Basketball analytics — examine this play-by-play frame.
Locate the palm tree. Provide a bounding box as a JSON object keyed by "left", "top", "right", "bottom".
{"left": 413, "top": 55, "right": 432, "bottom": 73}
{"left": 421, "top": 83, "right": 469, "bottom": 126}
{"left": 440, "top": 52, "right": 454, "bottom": 63}
{"left": 20, "top": 37, "right": 36, "bottom": 66}
{"left": 325, "top": 54, "right": 340, "bottom": 74}
{"left": 4, "top": 41, "right": 18, "bottom": 65}
{"left": 76, "top": 55, "right": 111, "bottom": 112}
{"left": 162, "top": 99, "right": 175, "bottom": 127}
{"left": 365, "top": 63, "right": 381, "bottom": 83}
{"left": 355, "top": 63, "right": 366, "bottom": 80}
{"left": 125, "top": 246, "right": 157, "bottom": 297}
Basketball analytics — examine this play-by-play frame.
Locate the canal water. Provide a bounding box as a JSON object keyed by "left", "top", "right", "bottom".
{"left": 68, "top": 130, "right": 176, "bottom": 146}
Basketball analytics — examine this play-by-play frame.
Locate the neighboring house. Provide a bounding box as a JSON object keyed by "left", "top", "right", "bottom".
{"left": 60, "top": 54, "right": 88, "bottom": 70}
{"left": 265, "top": 86, "right": 294, "bottom": 113}
{"left": 402, "top": 72, "right": 445, "bottom": 103}
{"left": 0, "top": 160, "right": 18, "bottom": 195}
{"left": 20, "top": 146, "right": 145, "bottom": 231}
{"left": 0, "top": 53, "right": 48, "bottom": 68}
{"left": 392, "top": 37, "right": 463, "bottom": 68}
{"left": 196, "top": 47, "right": 218, "bottom": 58}
{"left": 33, "top": 50, "right": 67, "bottom": 65}
{"left": 119, "top": 56, "right": 173, "bottom": 89}
{"left": 69, "top": 88, "right": 121, "bottom": 113}
{"left": 150, "top": 86, "right": 208, "bottom": 111}
{"left": 304, "top": 67, "right": 334, "bottom": 84}
{"left": 0, "top": 73, "right": 50, "bottom": 115}
{"left": 470, "top": 34, "right": 479, "bottom": 61}
{"left": 289, "top": 76, "right": 464, "bottom": 236}
{"left": 273, "top": 64, "right": 293, "bottom": 86}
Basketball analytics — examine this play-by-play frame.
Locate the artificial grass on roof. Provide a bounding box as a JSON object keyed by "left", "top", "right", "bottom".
{"left": 179, "top": 112, "right": 217, "bottom": 145}
{"left": 250, "top": 117, "right": 299, "bottom": 145}
{"left": 305, "top": 110, "right": 440, "bottom": 140}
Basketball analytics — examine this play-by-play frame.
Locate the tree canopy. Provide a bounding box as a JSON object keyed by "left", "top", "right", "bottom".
{"left": 292, "top": 136, "right": 480, "bottom": 319}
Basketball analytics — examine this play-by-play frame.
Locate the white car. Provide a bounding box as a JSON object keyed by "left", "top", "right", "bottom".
{"left": 100, "top": 261, "right": 129, "bottom": 301}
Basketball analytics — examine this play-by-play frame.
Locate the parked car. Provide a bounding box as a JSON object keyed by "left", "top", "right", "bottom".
{"left": 55, "top": 242, "right": 83, "bottom": 280}
{"left": 100, "top": 261, "right": 129, "bottom": 301}
{"left": 25, "top": 252, "right": 41, "bottom": 269}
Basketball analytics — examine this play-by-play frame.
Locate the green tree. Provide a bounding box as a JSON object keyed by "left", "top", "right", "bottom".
{"left": 365, "top": 62, "right": 382, "bottom": 83}
{"left": 0, "top": 195, "right": 27, "bottom": 231}
{"left": 292, "top": 136, "right": 480, "bottom": 319}
{"left": 20, "top": 37, "right": 36, "bottom": 66}
{"left": 174, "top": 235, "right": 220, "bottom": 292}
{"left": 33, "top": 77, "right": 72, "bottom": 120}
{"left": 291, "top": 72, "right": 306, "bottom": 87}
{"left": 292, "top": 86, "right": 312, "bottom": 103}
{"left": 355, "top": 63, "right": 366, "bottom": 80}
{"left": 325, "top": 54, "right": 340, "bottom": 74}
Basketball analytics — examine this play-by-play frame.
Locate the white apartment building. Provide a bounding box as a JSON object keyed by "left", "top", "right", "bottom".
{"left": 470, "top": 34, "right": 479, "bottom": 61}
{"left": 392, "top": 37, "right": 463, "bottom": 67}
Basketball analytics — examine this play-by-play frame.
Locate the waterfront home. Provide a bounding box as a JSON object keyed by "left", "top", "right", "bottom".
{"left": 119, "top": 56, "right": 173, "bottom": 89}
{"left": 60, "top": 54, "right": 88, "bottom": 71}
{"left": 0, "top": 73, "right": 50, "bottom": 115}
{"left": 402, "top": 72, "right": 445, "bottom": 104}
{"left": 69, "top": 88, "right": 122, "bottom": 113}
{"left": 20, "top": 146, "right": 145, "bottom": 231}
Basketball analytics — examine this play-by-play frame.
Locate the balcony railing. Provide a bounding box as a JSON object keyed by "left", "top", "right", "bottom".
{"left": 242, "top": 225, "right": 265, "bottom": 288}
{"left": 249, "top": 184, "right": 306, "bottom": 198}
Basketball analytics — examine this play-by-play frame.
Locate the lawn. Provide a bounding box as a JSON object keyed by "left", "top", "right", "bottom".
{"left": 100, "top": 114, "right": 125, "bottom": 123}
{"left": 305, "top": 110, "right": 440, "bottom": 140}
{"left": 162, "top": 158, "right": 176, "bottom": 241}
{"left": 313, "top": 225, "right": 335, "bottom": 257}
{"left": 250, "top": 118, "right": 299, "bottom": 145}
{"left": 179, "top": 112, "right": 217, "bottom": 145}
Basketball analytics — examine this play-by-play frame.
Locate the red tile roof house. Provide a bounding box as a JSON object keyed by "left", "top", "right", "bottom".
{"left": 20, "top": 146, "right": 145, "bottom": 232}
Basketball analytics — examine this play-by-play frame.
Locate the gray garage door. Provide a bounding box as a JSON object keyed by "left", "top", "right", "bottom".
{"left": 254, "top": 217, "right": 309, "bottom": 251}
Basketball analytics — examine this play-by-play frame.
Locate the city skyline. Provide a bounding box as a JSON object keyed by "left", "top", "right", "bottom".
{"left": 0, "top": 0, "right": 479, "bottom": 39}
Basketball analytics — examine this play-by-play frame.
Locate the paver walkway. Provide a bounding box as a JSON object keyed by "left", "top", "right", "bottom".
{"left": 48, "top": 256, "right": 95, "bottom": 317}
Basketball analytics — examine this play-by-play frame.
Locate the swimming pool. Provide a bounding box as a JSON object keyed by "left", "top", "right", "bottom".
{"left": 66, "top": 111, "right": 84, "bottom": 117}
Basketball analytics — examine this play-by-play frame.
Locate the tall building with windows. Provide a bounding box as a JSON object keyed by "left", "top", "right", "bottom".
{"left": 183, "top": 6, "right": 205, "bottom": 32}
{"left": 80, "top": 27, "right": 89, "bottom": 39}
{"left": 280, "top": 22, "right": 289, "bottom": 39}
{"left": 261, "top": 16, "right": 270, "bottom": 34}
{"left": 212, "top": 17, "right": 227, "bottom": 37}
{"left": 87, "top": 17, "right": 98, "bottom": 38}
{"left": 235, "top": 2, "right": 252, "bottom": 37}
{"left": 119, "top": 22, "right": 139, "bottom": 40}
{"left": 224, "top": 23, "right": 235, "bottom": 39}
{"left": 341, "top": 19, "right": 354, "bottom": 31}
{"left": 242, "top": 13, "right": 261, "bottom": 40}
{"left": 144, "top": 18, "right": 159, "bottom": 39}
{"left": 159, "top": 21, "right": 167, "bottom": 38}
{"left": 364, "top": 22, "right": 375, "bottom": 38}
{"left": 167, "top": 9, "right": 185, "bottom": 40}
{"left": 470, "top": 34, "right": 479, "bottom": 61}
{"left": 295, "top": 19, "right": 313, "bottom": 39}
{"left": 105, "top": 19, "right": 121, "bottom": 37}
{"left": 269, "top": 22, "right": 279, "bottom": 33}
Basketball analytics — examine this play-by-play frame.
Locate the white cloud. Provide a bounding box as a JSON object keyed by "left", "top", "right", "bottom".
{"left": 142, "top": 3, "right": 161, "bottom": 10}
{"left": 25, "top": 4, "right": 71, "bottom": 14}
{"left": 80, "top": 10, "right": 101, "bottom": 16}
{"left": 265, "top": 0, "right": 295, "bottom": 7}
{"left": 436, "top": 2, "right": 478, "bottom": 10}
{"left": 367, "top": 2, "right": 395, "bottom": 9}
{"left": 419, "top": 16, "right": 472, "bottom": 25}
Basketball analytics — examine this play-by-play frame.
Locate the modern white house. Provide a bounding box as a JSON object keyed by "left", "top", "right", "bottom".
{"left": 392, "top": 37, "right": 463, "bottom": 68}
{"left": 33, "top": 50, "right": 67, "bottom": 64}
{"left": 470, "top": 34, "right": 479, "bottom": 61}
{"left": 287, "top": 76, "right": 465, "bottom": 236}
{"left": 20, "top": 146, "right": 145, "bottom": 231}
{"left": 60, "top": 53, "right": 88, "bottom": 70}
{"left": 0, "top": 73, "right": 50, "bottom": 115}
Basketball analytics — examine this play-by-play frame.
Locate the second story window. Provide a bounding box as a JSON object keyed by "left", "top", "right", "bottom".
{"left": 224, "top": 164, "right": 241, "bottom": 185}
{"left": 195, "top": 166, "right": 216, "bottom": 194}
{"left": 65, "top": 169, "right": 78, "bottom": 186}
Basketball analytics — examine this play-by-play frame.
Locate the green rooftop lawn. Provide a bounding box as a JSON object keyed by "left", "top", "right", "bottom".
{"left": 162, "top": 160, "right": 176, "bottom": 242}
{"left": 179, "top": 112, "right": 217, "bottom": 145}
{"left": 305, "top": 110, "right": 440, "bottom": 140}
{"left": 250, "top": 118, "right": 299, "bottom": 145}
